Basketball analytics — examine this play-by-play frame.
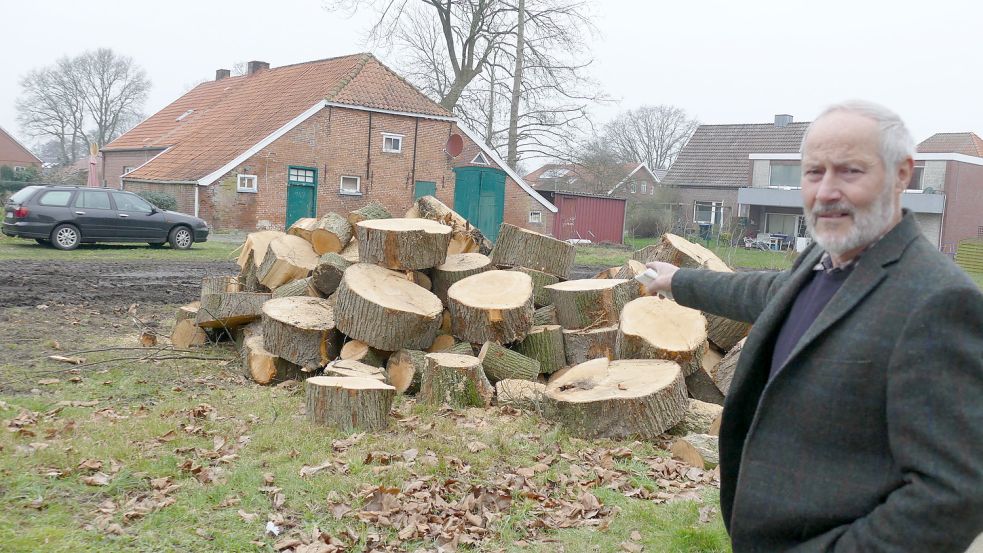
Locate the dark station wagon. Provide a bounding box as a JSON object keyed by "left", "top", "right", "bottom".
{"left": 2, "top": 185, "right": 209, "bottom": 250}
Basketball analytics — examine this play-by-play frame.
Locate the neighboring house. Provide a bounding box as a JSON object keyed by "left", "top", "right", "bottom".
{"left": 101, "top": 54, "right": 555, "bottom": 239}
{"left": 0, "top": 126, "right": 42, "bottom": 172}
{"left": 526, "top": 161, "right": 663, "bottom": 199}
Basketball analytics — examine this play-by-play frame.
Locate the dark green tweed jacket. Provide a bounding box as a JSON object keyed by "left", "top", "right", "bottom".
{"left": 672, "top": 212, "right": 983, "bottom": 552}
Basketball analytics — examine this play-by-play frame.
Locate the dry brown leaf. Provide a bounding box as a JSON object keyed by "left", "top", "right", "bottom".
{"left": 37, "top": 378, "right": 61, "bottom": 386}
{"left": 82, "top": 472, "right": 111, "bottom": 486}
{"left": 77, "top": 458, "right": 103, "bottom": 472}
{"left": 466, "top": 441, "right": 489, "bottom": 453}
{"left": 238, "top": 509, "right": 259, "bottom": 522}
{"left": 48, "top": 355, "right": 85, "bottom": 365}
{"left": 139, "top": 332, "right": 157, "bottom": 347}
{"left": 300, "top": 460, "right": 335, "bottom": 478}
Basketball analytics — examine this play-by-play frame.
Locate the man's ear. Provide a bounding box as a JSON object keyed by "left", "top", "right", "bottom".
{"left": 896, "top": 157, "right": 914, "bottom": 192}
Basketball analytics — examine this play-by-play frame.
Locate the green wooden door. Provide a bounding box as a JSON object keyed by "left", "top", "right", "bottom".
{"left": 285, "top": 166, "right": 317, "bottom": 228}
{"left": 453, "top": 167, "right": 505, "bottom": 242}
{"left": 414, "top": 181, "right": 437, "bottom": 200}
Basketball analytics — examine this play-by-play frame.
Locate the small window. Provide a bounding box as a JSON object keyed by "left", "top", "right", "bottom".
{"left": 471, "top": 152, "right": 490, "bottom": 165}
{"left": 382, "top": 133, "right": 403, "bottom": 153}
{"left": 288, "top": 167, "right": 316, "bottom": 184}
{"left": 120, "top": 166, "right": 134, "bottom": 186}
{"left": 340, "top": 175, "right": 361, "bottom": 195}
{"left": 641, "top": 182, "right": 647, "bottom": 194}
{"left": 694, "top": 200, "right": 723, "bottom": 224}
{"left": 76, "top": 190, "right": 111, "bottom": 210}
{"left": 529, "top": 211, "right": 543, "bottom": 224}
{"left": 237, "top": 174, "right": 258, "bottom": 193}
{"left": 13, "top": 166, "right": 25, "bottom": 172}
{"left": 38, "top": 190, "right": 73, "bottom": 207}
{"left": 630, "top": 181, "right": 637, "bottom": 193}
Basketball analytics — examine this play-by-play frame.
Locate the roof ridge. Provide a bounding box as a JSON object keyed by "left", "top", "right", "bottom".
{"left": 268, "top": 52, "right": 370, "bottom": 72}
{"left": 344, "top": 54, "right": 452, "bottom": 116}
{"left": 324, "top": 53, "right": 375, "bottom": 101}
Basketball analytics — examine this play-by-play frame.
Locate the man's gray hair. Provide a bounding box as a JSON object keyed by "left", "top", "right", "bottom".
{"left": 802, "top": 100, "right": 916, "bottom": 171}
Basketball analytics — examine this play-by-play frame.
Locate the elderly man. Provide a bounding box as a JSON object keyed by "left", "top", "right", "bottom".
{"left": 645, "top": 100, "right": 983, "bottom": 552}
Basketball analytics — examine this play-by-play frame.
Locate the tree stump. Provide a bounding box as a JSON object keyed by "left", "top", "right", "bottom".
{"left": 172, "top": 302, "right": 207, "bottom": 348}
{"left": 447, "top": 270, "right": 534, "bottom": 344}
{"left": 616, "top": 297, "right": 707, "bottom": 376}
{"left": 419, "top": 353, "right": 494, "bottom": 408}
{"left": 239, "top": 322, "right": 305, "bottom": 385}
{"left": 562, "top": 325, "right": 619, "bottom": 366}
{"left": 339, "top": 340, "right": 391, "bottom": 367}
{"left": 669, "top": 399, "right": 724, "bottom": 436}
{"left": 196, "top": 292, "right": 271, "bottom": 329}
{"left": 339, "top": 239, "right": 359, "bottom": 263}
{"left": 495, "top": 379, "right": 547, "bottom": 410}
{"left": 406, "top": 195, "right": 493, "bottom": 255}
{"left": 544, "top": 357, "right": 689, "bottom": 440}
{"left": 356, "top": 218, "right": 452, "bottom": 270}
{"left": 310, "top": 212, "right": 353, "bottom": 254}
{"left": 334, "top": 263, "right": 443, "bottom": 351}
{"left": 509, "top": 267, "right": 559, "bottom": 307}
{"left": 323, "top": 359, "right": 387, "bottom": 381}
{"left": 477, "top": 342, "right": 540, "bottom": 383}
{"left": 671, "top": 434, "right": 719, "bottom": 469}
{"left": 387, "top": 349, "right": 426, "bottom": 394}
{"left": 348, "top": 202, "right": 392, "bottom": 226}
{"left": 545, "top": 278, "right": 640, "bottom": 330}
{"left": 261, "top": 296, "right": 340, "bottom": 370}
{"left": 515, "top": 325, "right": 566, "bottom": 374}
{"left": 710, "top": 337, "right": 744, "bottom": 395}
{"left": 272, "top": 276, "right": 321, "bottom": 298}
{"left": 490, "top": 223, "right": 576, "bottom": 279}
{"left": 256, "top": 234, "right": 320, "bottom": 289}
{"left": 237, "top": 230, "right": 284, "bottom": 270}
{"left": 533, "top": 305, "right": 558, "bottom": 326}
{"left": 310, "top": 253, "right": 352, "bottom": 296}
{"left": 432, "top": 253, "right": 493, "bottom": 305}
{"left": 305, "top": 376, "right": 395, "bottom": 431}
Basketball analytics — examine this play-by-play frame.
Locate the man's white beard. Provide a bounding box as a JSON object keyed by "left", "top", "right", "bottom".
{"left": 806, "top": 183, "right": 897, "bottom": 256}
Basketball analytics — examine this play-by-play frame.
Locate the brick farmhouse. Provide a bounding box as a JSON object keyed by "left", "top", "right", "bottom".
{"left": 0, "top": 125, "right": 42, "bottom": 172}
{"left": 101, "top": 54, "right": 555, "bottom": 240}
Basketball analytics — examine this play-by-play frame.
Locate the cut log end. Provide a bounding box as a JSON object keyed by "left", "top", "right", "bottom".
{"left": 305, "top": 376, "right": 395, "bottom": 431}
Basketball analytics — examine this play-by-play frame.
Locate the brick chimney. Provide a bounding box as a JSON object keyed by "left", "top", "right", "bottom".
{"left": 774, "top": 114, "right": 793, "bottom": 128}
{"left": 247, "top": 61, "right": 270, "bottom": 76}
{"left": 215, "top": 69, "right": 231, "bottom": 81}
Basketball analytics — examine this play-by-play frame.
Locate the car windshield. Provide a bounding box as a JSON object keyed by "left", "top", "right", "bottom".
{"left": 8, "top": 186, "right": 41, "bottom": 204}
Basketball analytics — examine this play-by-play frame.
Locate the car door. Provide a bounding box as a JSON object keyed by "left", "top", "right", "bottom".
{"left": 110, "top": 192, "right": 166, "bottom": 240}
{"left": 73, "top": 190, "right": 115, "bottom": 239}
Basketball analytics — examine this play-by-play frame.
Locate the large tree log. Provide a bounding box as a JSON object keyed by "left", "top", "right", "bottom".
{"left": 200, "top": 275, "right": 240, "bottom": 300}
{"left": 305, "top": 376, "right": 395, "bottom": 431}
{"left": 489, "top": 223, "right": 576, "bottom": 279}
{"left": 495, "top": 379, "right": 547, "bottom": 410}
{"left": 562, "top": 325, "right": 618, "bottom": 365}
{"left": 545, "top": 278, "right": 640, "bottom": 330}
{"left": 616, "top": 297, "right": 707, "bottom": 376}
{"left": 686, "top": 369, "right": 725, "bottom": 405}
{"left": 509, "top": 267, "right": 559, "bottom": 307}
{"left": 515, "top": 325, "right": 566, "bottom": 374}
{"left": 355, "top": 218, "right": 452, "bottom": 270}
{"left": 706, "top": 315, "right": 750, "bottom": 352}
{"left": 532, "top": 305, "right": 558, "bottom": 326}
{"left": 477, "top": 342, "right": 540, "bottom": 383}
{"left": 236, "top": 230, "right": 284, "bottom": 269}
{"left": 261, "top": 296, "right": 340, "bottom": 370}
{"left": 386, "top": 349, "right": 427, "bottom": 395}
{"left": 406, "top": 195, "right": 492, "bottom": 255}
{"left": 172, "top": 302, "right": 207, "bottom": 348}
{"left": 310, "top": 212, "right": 353, "bottom": 255}
{"left": 238, "top": 322, "right": 305, "bottom": 385}
{"left": 669, "top": 399, "right": 724, "bottom": 436}
{"left": 432, "top": 253, "right": 492, "bottom": 305}
{"left": 419, "top": 353, "right": 494, "bottom": 408}
{"left": 196, "top": 292, "right": 271, "bottom": 329}
{"left": 256, "top": 234, "right": 319, "bottom": 289}
{"left": 671, "top": 434, "right": 719, "bottom": 469}
{"left": 339, "top": 340, "right": 391, "bottom": 367}
{"left": 310, "top": 253, "right": 352, "bottom": 296}
{"left": 287, "top": 217, "right": 318, "bottom": 242}
{"left": 334, "top": 263, "right": 443, "bottom": 351}
{"left": 272, "top": 276, "right": 321, "bottom": 298}
{"left": 348, "top": 202, "right": 392, "bottom": 226}
{"left": 710, "top": 337, "right": 744, "bottom": 395}
{"left": 447, "top": 270, "right": 534, "bottom": 344}
{"left": 238, "top": 252, "right": 269, "bottom": 292}
{"left": 614, "top": 259, "right": 647, "bottom": 280}
{"left": 545, "top": 357, "right": 689, "bottom": 439}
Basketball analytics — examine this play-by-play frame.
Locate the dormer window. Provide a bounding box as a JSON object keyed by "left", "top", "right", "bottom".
{"left": 382, "top": 133, "right": 403, "bottom": 153}
{"left": 176, "top": 109, "right": 194, "bottom": 122}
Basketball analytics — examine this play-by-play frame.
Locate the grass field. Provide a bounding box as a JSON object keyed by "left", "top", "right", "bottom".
{"left": 0, "top": 233, "right": 242, "bottom": 262}
{"left": 577, "top": 236, "right": 797, "bottom": 272}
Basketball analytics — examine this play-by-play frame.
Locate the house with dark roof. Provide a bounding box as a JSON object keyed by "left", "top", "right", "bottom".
{"left": 101, "top": 54, "right": 555, "bottom": 238}
{"left": 0, "top": 126, "right": 42, "bottom": 173}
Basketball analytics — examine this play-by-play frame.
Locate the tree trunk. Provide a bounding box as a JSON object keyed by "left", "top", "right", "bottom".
{"left": 509, "top": 267, "right": 559, "bottom": 307}
{"left": 256, "top": 234, "right": 320, "bottom": 289}
{"left": 545, "top": 358, "right": 689, "bottom": 439}
{"left": 272, "top": 276, "right": 320, "bottom": 298}
{"left": 447, "top": 270, "right": 534, "bottom": 344}
{"left": 496, "top": 379, "right": 546, "bottom": 410}
{"left": 515, "top": 325, "right": 565, "bottom": 374}
{"left": 616, "top": 297, "right": 707, "bottom": 376}
{"left": 533, "top": 304, "right": 558, "bottom": 326}
{"left": 339, "top": 339, "right": 391, "bottom": 367}
{"left": 490, "top": 223, "right": 576, "bottom": 278}
{"left": 261, "top": 296, "right": 340, "bottom": 371}
{"left": 310, "top": 212, "right": 353, "bottom": 255}
{"left": 334, "top": 263, "right": 443, "bottom": 351}
{"left": 671, "top": 434, "right": 719, "bottom": 469}
{"left": 562, "top": 325, "right": 618, "bottom": 365}
{"left": 507, "top": 0, "right": 525, "bottom": 169}
{"left": 405, "top": 195, "right": 492, "bottom": 255}
{"left": 545, "top": 278, "right": 640, "bottom": 330}
{"left": 477, "top": 341, "right": 540, "bottom": 383}
{"left": 419, "top": 353, "right": 494, "bottom": 408}
{"left": 237, "top": 230, "right": 284, "bottom": 270}
{"left": 386, "top": 349, "right": 427, "bottom": 395}
{"left": 239, "top": 322, "right": 305, "bottom": 385}
{"left": 710, "top": 337, "right": 744, "bottom": 395}
{"left": 310, "top": 253, "right": 352, "bottom": 296}
{"left": 355, "top": 218, "right": 452, "bottom": 270}
{"left": 348, "top": 202, "right": 392, "bottom": 226}
{"left": 196, "top": 292, "right": 271, "bottom": 330}
{"left": 305, "top": 376, "right": 395, "bottom": 431}
{"left": 432, "top": 253, "right": 492, "bottom": 305}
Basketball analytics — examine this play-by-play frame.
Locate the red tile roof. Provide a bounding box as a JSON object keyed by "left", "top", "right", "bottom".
{"left": 0, "top": 126, "right": 42, "bottom": 166}
{"left": 108, "top": 53, "right": 452, "bottom": 183}
{"left": 916, "top": 132, "right": 983, "bottom": 157}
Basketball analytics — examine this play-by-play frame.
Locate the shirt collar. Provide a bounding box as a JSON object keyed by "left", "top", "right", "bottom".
{"left": 812, "top": 234, "right": 886, "bottom": 274}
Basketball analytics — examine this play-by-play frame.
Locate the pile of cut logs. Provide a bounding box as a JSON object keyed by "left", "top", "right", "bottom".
{"left": 171, "top": 196, "right": 747, "bottom": 467}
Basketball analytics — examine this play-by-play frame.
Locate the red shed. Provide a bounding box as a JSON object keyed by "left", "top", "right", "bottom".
{"left": 539, "top": 191, "right": 626, "bottom": 244}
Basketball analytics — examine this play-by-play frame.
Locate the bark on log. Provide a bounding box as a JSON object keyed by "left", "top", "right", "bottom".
{"left": 176, "top": 301, "right": 199, "bottom": 323}
{"left": 614, "top": 259, "right": 647, "bottom": 280}
{"left": 323, "top": 359, "right": 387, "bottom": 380}
{"left": 237, "top": 230, "right": 285, "bottom": 269}
{"left": 355, "top": 218, "right": 452, "bottom": 270}
{"left": 562, "top": 325, "right": 618, "bottom": 366}
{"left": 348, "top": 202, "right": 392, "bottom": 226}
{"left": 287, "top": 217, "right": 318, "bottom": 242}
{"left": 439, "top": 341, "right": 475, "bottom": 356}
{"left": 515, "top": 325, "right": 566, "bottom": 374}
{"left": 305, "top": 376, "right": 395, "bottom": 431}
{"left": 668, "top": 399, "right": 724, "bottom": 436}
{"left": 489, "top": 223, "right": 576, "bottom": 279}
{"left": 261, "top": 296, "right": 340, "bottom": 370}
{"left": 509, "top": 267, "right": 559, "bottom": 307}
{"left": 545, "top": 278, "right": 640, "bottom": 330}
{"left": 671, "top": 434, "right": 719, "bottom": 469}
{"left": 706, "top": 315, "right": 750, "bottom": 352}
{"left": 532, "top": 305, "right": 558, "bottom": 326}
{"left": 238, "top": 252, "right": 269, "bottom": 292}
{"left": 200, "top": 275, "right": 240, "bottom": 300}
{"left": 686, "top": 369, "right": 725, "bottom": 405}
{"left": 239, "top": 322, "right": 305, "bottom": 385}
{"left": 339, "top": 239, "right": 360, "bottom": 263}
{"left": 272, "top": 276, "right": 321, "bottom": 298}
{"left": 709, "top": 413, "right": 722, "bottom": 436}
{"left": 256, "top": 234, "right": 319, "bottom": 289}
{"left": 495, "top": 379, "right": 547, "bottom": 410}
{"left": 310, "top": 253, "right": 352, "bottom": 296}
{"left": 426, "top": 334, "right": 457, "bottom": 353}
{"left": 432, "top": 253, "right": 493, "bottom": 305}
{"left": 592, "top": 267, "right": 620, "bottom": 279}
{"left": 339, "top": 340, "right": 391, "bottom": 367}
{"left": 310, "top": 212, "right": 354, "bottom": 255}
{"left": 334, "top": 263, "right": 443, "bottom": 351}
{"left": 447, "top": 270, "right": 534, "bottom": 344}
{"left": 702, "top": 343, "right": 723, "bottom": 374}
{"left": 196, "top": 292, "right": 271, "bottom": 329}
{"left": 616, "top": 297, "right": 707, "bottom": 376}
{"left": 544, "top": 357, "right": 689, "bottom": 440}
{"left": 419, "top": 353, "right": 494, "bottom": 408}
{"left": 387, "top": 349, "right": 426, "bottom": 395}
{"left": 406, "top": 195, "right": 493, "bottom": 255}
{"left": 710, "top": 337, "right": 744, "bottom": 395}
{"left": 477, "top": 342, "right": 540, "bottom": 383}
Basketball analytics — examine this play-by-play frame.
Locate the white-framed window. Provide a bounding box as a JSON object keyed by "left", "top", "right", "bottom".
{"left": 693, "top": 200, "right": 723, "bottom": 224}
{"left": 629, "top": 181, "right": 637, "bottom": 193}
{"left": 471, "top": 152, "right": 490, "bottom": 165}
{"left": 120, "top": 166, "right": 134, "bottom": 186}
{"left": 340, "top": 175, "right": 361, "bottom": 195}
{"left": 640, "top": 182, "right": 647, "bottom": 194}
{"left": 908, "top": 163, "right": 925, "bottom": 190}
{"left": 13, "top": 165, "right": 25, "bottom": 172}
{"left": 237, "top": 174, "right": 258, "bottom": 193}
{"left": 529, "top": 211, "right": 543, "bottom": 224}
{"left": 382, "top": 133, "right": 403, "bottom": 153}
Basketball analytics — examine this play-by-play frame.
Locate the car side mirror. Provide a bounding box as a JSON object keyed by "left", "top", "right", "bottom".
{"left": 149, "top": 207, "right": 159, "bottom": 214}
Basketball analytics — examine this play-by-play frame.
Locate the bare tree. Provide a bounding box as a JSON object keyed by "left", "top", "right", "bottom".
{"left": 605, "top": 105, "right": 698, "bottom": 169}
{"left": 75, "top": 49, "right": 150, "bottom": 148}
{"left": 16, "top": 61, "right": 87, "bottom": 165}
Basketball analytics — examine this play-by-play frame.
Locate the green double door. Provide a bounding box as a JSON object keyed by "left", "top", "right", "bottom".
{"left": 453, "top": 167, "right": 505, "bottom": 242}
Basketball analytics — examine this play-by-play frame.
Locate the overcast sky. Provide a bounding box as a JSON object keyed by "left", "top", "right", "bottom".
{"left": 4, "top": 0, "right": 982, "bottom": 160}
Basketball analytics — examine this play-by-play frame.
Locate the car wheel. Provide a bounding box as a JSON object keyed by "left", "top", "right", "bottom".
{"left": 34, "top": 238, "right": 50, "bottom": 247}
{"left": 51, "top": 224, "right": 81, "bottom": 250}
{"left": 169, "top": 226, "right": 193, "bottom": 250}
